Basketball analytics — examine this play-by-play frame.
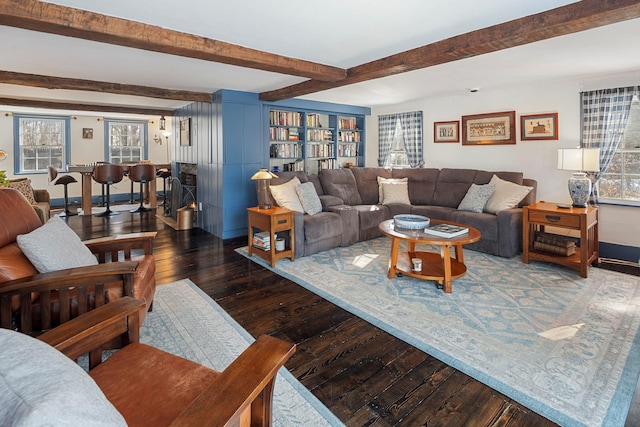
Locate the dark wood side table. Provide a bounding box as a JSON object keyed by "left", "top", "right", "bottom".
{"left": 522, "top": 201, "right": 598, "bottom": 278}
{"left": 247, "top": 206, "right": 295, "bottom": 267}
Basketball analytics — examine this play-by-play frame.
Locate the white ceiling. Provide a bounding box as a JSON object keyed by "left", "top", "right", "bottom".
{"left": 1, "top": 0, "right": 639, "bottom": 116}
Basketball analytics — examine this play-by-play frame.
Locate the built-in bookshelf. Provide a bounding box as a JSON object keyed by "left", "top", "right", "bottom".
{"left": 268, "top": 109, "right": 365, "bottom": 174}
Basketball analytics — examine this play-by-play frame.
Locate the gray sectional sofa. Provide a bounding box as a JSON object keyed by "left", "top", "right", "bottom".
{"left": 265, "top": 167, "right": 537, "bottom": 259}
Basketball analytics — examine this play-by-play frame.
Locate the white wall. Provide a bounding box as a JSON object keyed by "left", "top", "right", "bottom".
{"left": 366, "top": 77, "right": 638, "bottom": 248}
{"left": 0, "top": 111, "right": 171, "bottom": 203}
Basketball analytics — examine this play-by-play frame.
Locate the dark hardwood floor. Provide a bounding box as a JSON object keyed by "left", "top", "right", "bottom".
{"left": 64, "top": 209, "right": 638, "bottom": 427}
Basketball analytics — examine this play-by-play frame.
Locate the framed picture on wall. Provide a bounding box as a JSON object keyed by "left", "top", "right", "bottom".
{"left": 433, "top": 121, "right": 460, "bottom": 143}
{"left": 82, "top": 128, "right": 93, "bottom": 139}
{"left": 180, "top": 118, "right": 191, "bottom": 146}
{"left": 462, "top": 111, "right": 516, "bottom": 145}
{"left": 520, "top": 113, "right": 558, "bottom": 140}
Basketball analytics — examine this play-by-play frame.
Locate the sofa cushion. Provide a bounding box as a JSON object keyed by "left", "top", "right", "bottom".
{"left": 458, "top": 183, "right": 495, "bottom": 213}
{"left": 266, "top": 171, "right": 308, "bottom": 207}
{"left": 0, "top": 328, "right": 127, "bottom": 426}
{"left": 0, "top": 243, "right": 38, "bottom": 284}
{"left": 431, "top": 168, "right": 477, "bottom": 208}
{"left": 351, "top": 167, "right": 391, "bottom": 205}
{"left": 391, "top": 168, "right": 440, "bottom": 205}
{"left": 474, "top": 170, "right": 524, "bottom": 186}
{"left": 379, "top": 177, "right": 411, "bottom": 205}
{"left": 0, "top": 189, "right": 43, "bottom": 247}
{"left": 302, "top": 212, "right": 343, "bottom": 244}
{"left": 269, "top": 177, "right": 305, "bottom": 213}
{"left": 319, "top": 169, "right": 362, "bottom": 205}
{"left": 296, "top": 182, "right": 322, "bottom": 215}
{"left": 484, "top": 175, "right": 533, "bottom": 214}
{"left": 16, "top": 216, "right": 98, "bottom": 273}
{"left": 8, "top": 178, "right": 36, "bottom": 205}
{"left": 410, "top": 205, "right": 457, "bottom": 221}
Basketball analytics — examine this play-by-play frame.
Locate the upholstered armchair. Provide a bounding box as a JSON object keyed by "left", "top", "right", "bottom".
{"left": 0, "top": 188, "right": 156, "bottom": 335}
{"left": 0, "top": 297, "right": 295, "bottom": 426}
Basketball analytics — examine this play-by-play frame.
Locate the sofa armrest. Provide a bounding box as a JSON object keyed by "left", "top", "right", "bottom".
{"left": 33, "top": 189, "right": 50, "bottom": 203}
{"left": 37, "top": 296, "right": 146, "bottom": 369}
{"left": 0, "top": 261, "right": 139, "bottom": 333}
{"left": 319, "top": 194, "right": 344, "bottom": 210}
{"left": 84, "top": 232, "right": 157, "bottom": 262}
{"left": 173, "top": 335, "right": 295, "bottom": 427}
{"left": 496, "top": 208, "right": 524, "bottom": 258}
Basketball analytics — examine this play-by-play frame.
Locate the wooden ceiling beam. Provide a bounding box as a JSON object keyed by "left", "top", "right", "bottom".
{"left": 0, "top": 97, "right": 174, "bottom": 116}
{"left": 0, "top": 70, "right": 212, "bottom": 103}
{"left": 0, "top": 0, "right": 346, "bottom": 83}
{"left": 260, "top": 0, "right": 640, "bottom": 101}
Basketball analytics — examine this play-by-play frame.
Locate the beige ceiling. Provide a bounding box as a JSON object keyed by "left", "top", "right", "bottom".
{"left": 1, "top": 0, "right": 639, "bottom": 117}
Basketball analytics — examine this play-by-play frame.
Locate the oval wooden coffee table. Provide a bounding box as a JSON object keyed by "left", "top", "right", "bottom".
{"left": 379, "top": 219, "right": 481, "bottom": 293}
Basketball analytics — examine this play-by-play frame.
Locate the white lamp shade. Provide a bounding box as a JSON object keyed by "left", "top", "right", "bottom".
{"left": 557, "top": 148, "right": 600, "bottom": 172}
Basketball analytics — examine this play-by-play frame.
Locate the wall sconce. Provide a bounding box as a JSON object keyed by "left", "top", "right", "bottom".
{"left": 0, "top": 149, "right": 7, "bottom": 161}
{"left": 250, "top": 168, "right": 277, "bottom": 209}
{"left": 159, "top": 115, "right": 166, "bottom": 131}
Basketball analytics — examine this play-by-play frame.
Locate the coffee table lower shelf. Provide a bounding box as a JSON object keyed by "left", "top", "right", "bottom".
{"left": 391, "top": 251, "right": 468, "bottom": 291}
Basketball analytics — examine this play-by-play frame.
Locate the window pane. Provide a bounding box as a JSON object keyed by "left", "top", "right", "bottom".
{"left": 599, "top": 175, "right": 622, "bottom": 198}
{"left": 623, "top": 175, "right": 640, "bottom": 200}
{"left": 623, "top": 152, "right": 640, "bottom": 174}
{"left": 607, "top": 152, "right": 622, "bottom": 173}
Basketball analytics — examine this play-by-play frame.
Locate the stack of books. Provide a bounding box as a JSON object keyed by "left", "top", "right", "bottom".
{"left": 252, "top": 231, "right": 271, "bottom": 251}
{"left": 533, "top": 231, "right": 576, "bottom": 256}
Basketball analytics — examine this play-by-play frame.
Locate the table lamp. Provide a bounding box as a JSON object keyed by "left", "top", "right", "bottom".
{"left": 251, "top": 168, "right": 278, "bottom": 209}
{"left": 557, "top": 148, "right": 600, "bottom": 207}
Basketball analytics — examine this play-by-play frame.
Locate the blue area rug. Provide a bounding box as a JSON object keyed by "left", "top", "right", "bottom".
{"left": 141, "top": 279, "right": 344, "bottom": 427}
{"left": 238, "top": 238, "right": 640, "bottom": 427}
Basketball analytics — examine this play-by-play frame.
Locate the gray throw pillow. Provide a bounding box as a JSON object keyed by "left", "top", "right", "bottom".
{"left": 16, "top": 216, "right": 98, "bottom": 273}
{"left": 296, "top": 182, "right": 322, "bottom": 215}
{"left": 458, "top": 183, "right": 495, "bottom": 213}
{"left": 0, "top": 328, "right": 126, "bottom": 426}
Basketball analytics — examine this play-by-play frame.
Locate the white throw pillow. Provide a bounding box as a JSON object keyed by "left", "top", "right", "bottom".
{"left": 269, "top": 177, "right": 304, "bottom": 213}
{"left": 484, "top": 175, "right": 533, "bottom": 214}
{"left": 0, "top": 328, "right": 127, "bottom": 426}
{"left": 377, "top": 177, "right": 409, "bottom": 204}
{"left": 458, "top": 183, "right": 495, "bottom": 213}
{"left": 16, "top": 216, "right": 98, "bottom": 273}
{"left": 296, "top": 182, "right": 322, "bottom": 215}
{"left": 381, "top": 181, "right": 411, "bottom": 205}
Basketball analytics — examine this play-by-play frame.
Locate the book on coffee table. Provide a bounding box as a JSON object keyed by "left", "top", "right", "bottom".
{"left": 424, "top": 223, "right": 469, "bottom": 238}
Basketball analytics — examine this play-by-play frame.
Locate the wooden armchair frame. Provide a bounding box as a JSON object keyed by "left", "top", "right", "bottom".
{"left": 38, "top": 297, "right": 296, "bottom": 427}
{"left": 0, "top": 232, "right": 157, "bottom": 335}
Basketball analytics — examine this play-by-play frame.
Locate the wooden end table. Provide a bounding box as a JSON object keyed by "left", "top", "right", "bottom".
{"left": 379, "top": 219, "right": 481, "bottom": 293}
{"left": 522, "top": 201, "right": 598, "bottom": 278}
{"left": 247, "top": 206, "right": 295, "bottom": 267}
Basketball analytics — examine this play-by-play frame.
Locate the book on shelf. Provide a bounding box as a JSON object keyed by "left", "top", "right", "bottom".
{"left": 253, "top": 231, "right": 271, "bottom": 242}
{"left": 533, "top": 241, "right": 576, "bottom": 256}
{"left": 424, "top": 223, "right": 469, "bottom": 238}
{"left": 534, "top": 231, "right": 577, "bottom": 248}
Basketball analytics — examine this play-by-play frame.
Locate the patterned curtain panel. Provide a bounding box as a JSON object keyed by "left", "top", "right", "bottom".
{"left": 580, "top": 86, "right": 638, "bottom": 200}
{"left": 378, "top": 111, "right": 424, "bottom": 167}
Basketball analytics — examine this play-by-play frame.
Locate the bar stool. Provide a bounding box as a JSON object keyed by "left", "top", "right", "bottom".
{"left": 92, "top": 164, "right": 124, "bottom": 217}
{"left": 48, "top": 166, "right": 78, "bottom": 217}
{"left": 128, "top": 164, "right": 156, "bottom": 213}
{"left": 156, "top": 168, "right": 172, "bottom": 213}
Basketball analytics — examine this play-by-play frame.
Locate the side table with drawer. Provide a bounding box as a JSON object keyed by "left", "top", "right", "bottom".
{"left": 522, "top": 201, "right": 598, "bottom": 278}
{"left": 247, "top": 206, "right": 295, "bottom": 267}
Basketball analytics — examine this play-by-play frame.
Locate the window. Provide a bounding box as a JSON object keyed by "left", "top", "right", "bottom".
{"left": 600, "top": 92, "right": 640, "bottom": 202}
{"left": 581, "top": 87, "right": 640, "bottom": 205}
{"left": 14, "top": 115, "right": 70, "bottom": 173}
{"left": 599, "top": 147, "right": 640, "bottom": 202}
{"left": 378, "top": 111, "right": 424, "bottom": 168}
{"left": 106, "top": 120, "right": 147, "bottom": 163}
